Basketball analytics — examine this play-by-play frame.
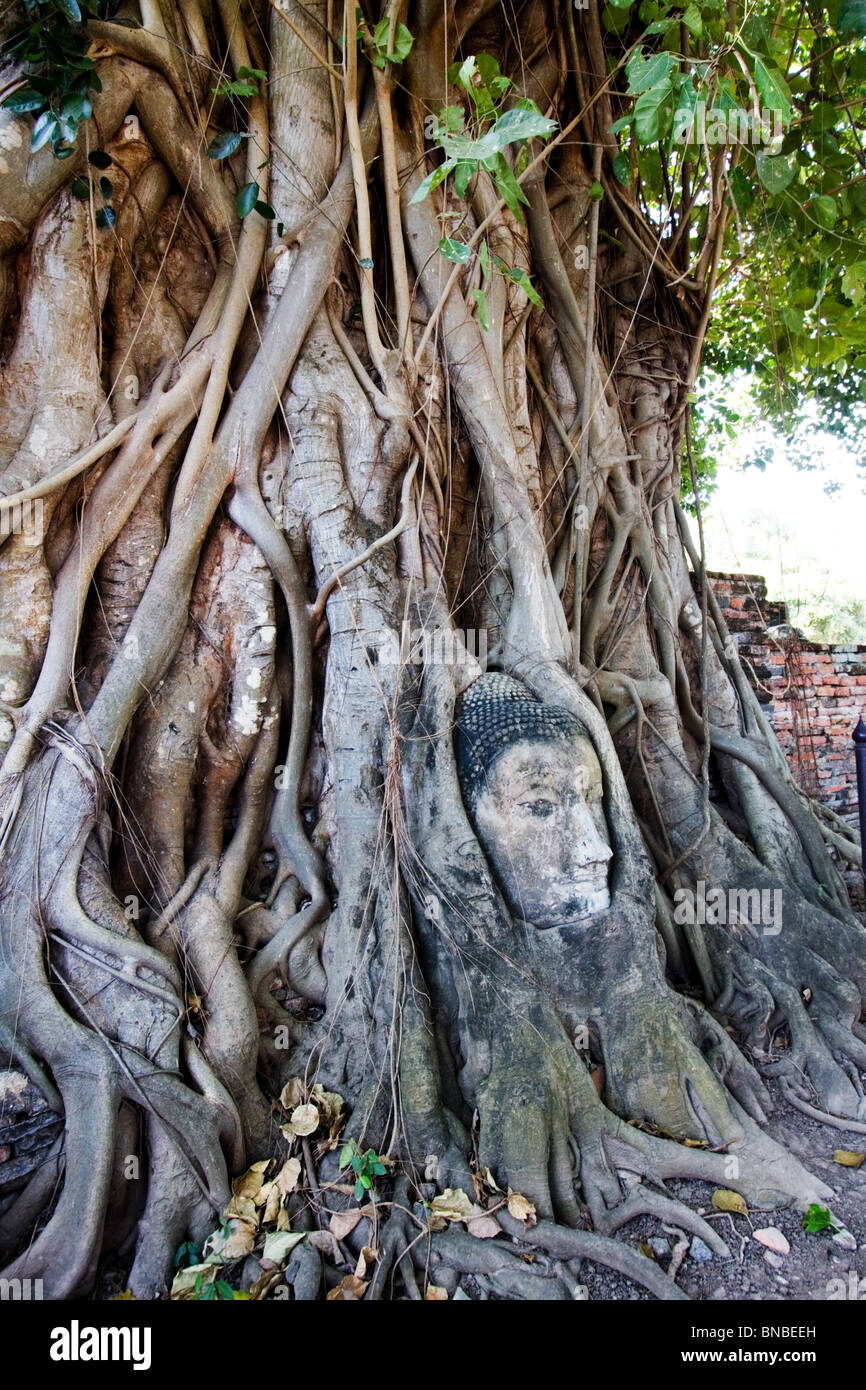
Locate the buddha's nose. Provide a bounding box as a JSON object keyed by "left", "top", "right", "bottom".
{"left": 562, "top": 803, "right": 612, "bottom": 871}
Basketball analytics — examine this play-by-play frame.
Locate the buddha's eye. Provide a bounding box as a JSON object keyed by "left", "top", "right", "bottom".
{"left": 521, "top": 798, "right": 555, "bottom": 818}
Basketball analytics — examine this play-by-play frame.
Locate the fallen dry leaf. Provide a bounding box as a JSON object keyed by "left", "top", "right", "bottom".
{"left": 276, "top": 1206, "right": 291, "bottom": 1232}
{"left": 279, "top": 1077, "right": 306, "bottom": 1110}
{"left": 711, "top": 1188, "right": 748, "bottom": 1216}
{"left": 354, "top": 1245, "right": 377, "bottom": 1279}
{"left": 833, "top": 1149, "right": 865, "bottom": 1168}
{"left": 430, "top": 1188, "right": 475, "bottom": 1223}
{"left": 262, "top": 1230, "right": 306, "bottom": 1265}
{"left": 309, "top": 1229, "right": 343, "bottom": 1262}
{"left": 425, "top": 1284, "right": 448, "bottom": 1300}
{"left": 262, "top": 1184, "right": 281, "bottom": 1225}
{"left": 233, "top": 1162, "right": 267, "bottom": 1201}
{"left": 275, "top": 1157, "right": 302, "bottom": 1195}
{"left": 507, "top": 1189, "right": 537, "bottom": 1225}
{"left": 752, "top": 1227, "right": 790, "bottom": 1255}
{"left": 467, "top": 1210, "right": 501, "bottom": 1239}
{"left": 327, "top": 1275, "right": 368, "bottom": 1301}
{"left": 482, "top": 1168, "right": 502, "bottom": 1193}
{"left": 330, "top": 1208, "right": 364, "bottom": 1241}
{"left": 288, "top": 1103, "right": 320, "bottom": 1137}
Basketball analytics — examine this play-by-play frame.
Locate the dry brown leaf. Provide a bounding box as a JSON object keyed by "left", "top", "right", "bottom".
{"left": 288, "top": 1103, "right": 320, "bottom": 1137}
{"left": 233, "top": 1165, "right": 266, "bottom": 1201}
{"left": 262, "top": 1184, "right": 281, "bottom": 1225}
{"left": 354, "top": 1245, "right": 377, "bottom": 1279}
{"left": 834, "top": 1149, "right": 865, "bottom": 1168}
{"left": 276, "top": 1205, "right": 291, "bottom": 1232}
{"left": 330, "top": 1208, "right": 363, "bottom": 1241}
{"left": 279, "top": 1077, "right": 306, "bottom": 1110}
{"left": 711, "top": 1188, "right": 748, "bottom": 1216}
{"left": 425, "top": 1284, "right": 448, "bottom": 1300}
{"left": 427, "top": 1214, "right": 447, "bottom": 1233}
{"left": 327, "top": 1274, "right": 368, "bottom": 1301}
{"left": 310, "top": 1084, "right": 345, "bottom": 1127}
{"left": 254, "top": 1180, "right": 274, "bottom": 1208}
{"left": 637, "top": 1241, "right": 656, "bottom": 1260}
{"left": 225, "top": 1194, "right": 258, "bottom": 1225}
{"left": 275, "top": 1157, "right": 302, "bottom": 1195}
{"left": 430, "top": 1188, "right": 475, "bottom": 1222}
{"left": 507, "top": 1189, "right": 537, "bottom": 1226}
{"left": 309, "top": 1229, "right": 343, "bottom": 1262}
{"left": 482, "top": 1168, "right": 502, "bottom": 1193}
{"left": 467, "top": 1211, "right": 501, "bottom": 1239}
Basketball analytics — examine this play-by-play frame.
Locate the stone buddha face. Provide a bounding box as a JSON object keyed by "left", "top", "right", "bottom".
{"left": 455, "top": 675, "right": 613, "bottom": 930}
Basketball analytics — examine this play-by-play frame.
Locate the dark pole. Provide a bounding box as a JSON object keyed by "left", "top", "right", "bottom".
{"left": 855, "top": 715, "right": 866, "bottom": 892}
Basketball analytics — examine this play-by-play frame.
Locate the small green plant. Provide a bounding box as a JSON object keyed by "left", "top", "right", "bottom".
{"left": 1, "top": 0, "right": 127, "bottom": 157}
{"left": 338, "top": 1138, "right": 387, "bottom": 1200}
{"left": 802, "top": 1203, "right": 836, "bottom": 1233}
{"left": 410, "top": 54, "right": 554, "bottom": 329}
{"left": 173, "top": 1240, "right": 201, "bottom": 1269}
{"left": 193, "top": 1272, "right": 235, "bottom": 1300}
{"left": 205, "top": 64, "right": 278, "bottom": 225}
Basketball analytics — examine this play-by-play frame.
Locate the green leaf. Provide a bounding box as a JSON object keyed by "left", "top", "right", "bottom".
{"left": 484, "top": 106, "right": 557, "bottom": 150}
{"left": 254, "top": 200, "right": 276, "bottom": 219}
{"left": 588, "top": 181, "right": 604, "bottom": 200}
{"left": 491, "top": 155, "right": 529, "bottom": 219}
{"left": 453, "top": 161, "right": 475, "bottom": 197}
{"left": 473, "top": 287, "right": 489, "bottom": 331}
{"left": 88, "top": 150, "right": 112, "bottom": 169}
{"left": 754, "top": 149, "right": 797, "bottom": 194}
{"left": 811, "top": 194, "right": 837, "bottom": 228}
{"left": 2, "top": 89, "right": 45, "bottom": 113}
{"left": 626, "top": 49, "right": 677, "bottom": 94}
{"left": 339, "top": 1142, "right": 354, "bottom": 1170}
{"left": 207, "top": 130, "right": 243, "bottom": 159}
{"left": 360, "top": 1173, "right": 371, "bottom": 1189}
{"left": 373, "top": 19, "right": 413, "bottom": 63}
{"left": 682, "top": 3, "right": 703, "bottom": 36}
{"left": 214, "top": 1280, "right": 235, "bottom": 1300}
{"left": 95, "top": 205, "right": 116, "bottom": 229}
{"left": 479, "top": 239, "right": 489, "bottom": 279}
{"left": 802, "top": 1204, "right": 834, "bottom": 1233}
{"left": 53, "top": 0, "right": 82, "bottom": 21}
{"left": 236, "top": 181, "right": 258, "bottom": 217}
{"left": 30, "top": 112, "right": 58, "bottom": 153}
{"left": 633, "top": 81, "right": 674, "bottom": 144}
{"left": 238, "top": 66, "right": 267, "bottom": 81}
{"left": 353, "top": 1178, "right": 366, "bottom": 1200}
{"left": 837, "top": 0, "right": 866, "bottom": 35}
{"left": 750, "top": 55, "right": 792, "bottom": 121}
{"left": 359, "top": 256, "right": 374, "bottom": 269}
{"left": 613, "top": 151, "right": 632, "bottom": 186}
{"left": 99, "top": 176, "right": 112, "bottom": 198}
{"left": 409, "top": 158, "right": 457, "bottom": 204}
{"left": 351, "top": 1154, "right": 362, "bottom": 1172}
{"left": 70, "top": 176, "right": 90, "bottom": 199}
{"left": 438, "top": 237, "right": 471, "bottom": 264}
{"left": 494, "top": 256, "right": 543, "bottom": 308}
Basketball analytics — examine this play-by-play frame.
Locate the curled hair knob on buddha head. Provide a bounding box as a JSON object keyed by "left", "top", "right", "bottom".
{"left": 454, "top": 673, "right": 613, "bottom": 929}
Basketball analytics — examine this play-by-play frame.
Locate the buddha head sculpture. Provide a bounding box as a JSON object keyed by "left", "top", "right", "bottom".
{"left": 455, "top": 674, "right": 612, "bottom": 929}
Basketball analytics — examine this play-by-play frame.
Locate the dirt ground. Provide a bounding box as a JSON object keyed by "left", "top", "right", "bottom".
{"left": 577, "top": 1079, "right": 866, "bottom": 1302}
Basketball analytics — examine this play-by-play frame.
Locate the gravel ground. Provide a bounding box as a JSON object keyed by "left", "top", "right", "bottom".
{"left": 580, "top": 1079, "right": 866, "bottom": 1302}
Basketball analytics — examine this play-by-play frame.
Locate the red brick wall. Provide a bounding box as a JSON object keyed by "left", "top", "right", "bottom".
{"left": 709, "top": 571, "right": 866, "bottom": 821}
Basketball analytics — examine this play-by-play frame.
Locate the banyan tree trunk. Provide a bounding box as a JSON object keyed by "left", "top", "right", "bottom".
{"left": 0, "top": 0, "right": 862, "bottom": 1301}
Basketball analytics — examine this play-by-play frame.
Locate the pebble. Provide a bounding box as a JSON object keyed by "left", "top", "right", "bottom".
{"left": 689, "top": 1236, "right": 714, "bottom": 1263}
{"left": 833, "top": 1229, "right": 857, "bottom": 1251}
{"left": 648, "top": 1237, "right": 670, "bottom": 1259}
{"left": 764, "top": 1251, "right": 785, "bottom": 1270}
